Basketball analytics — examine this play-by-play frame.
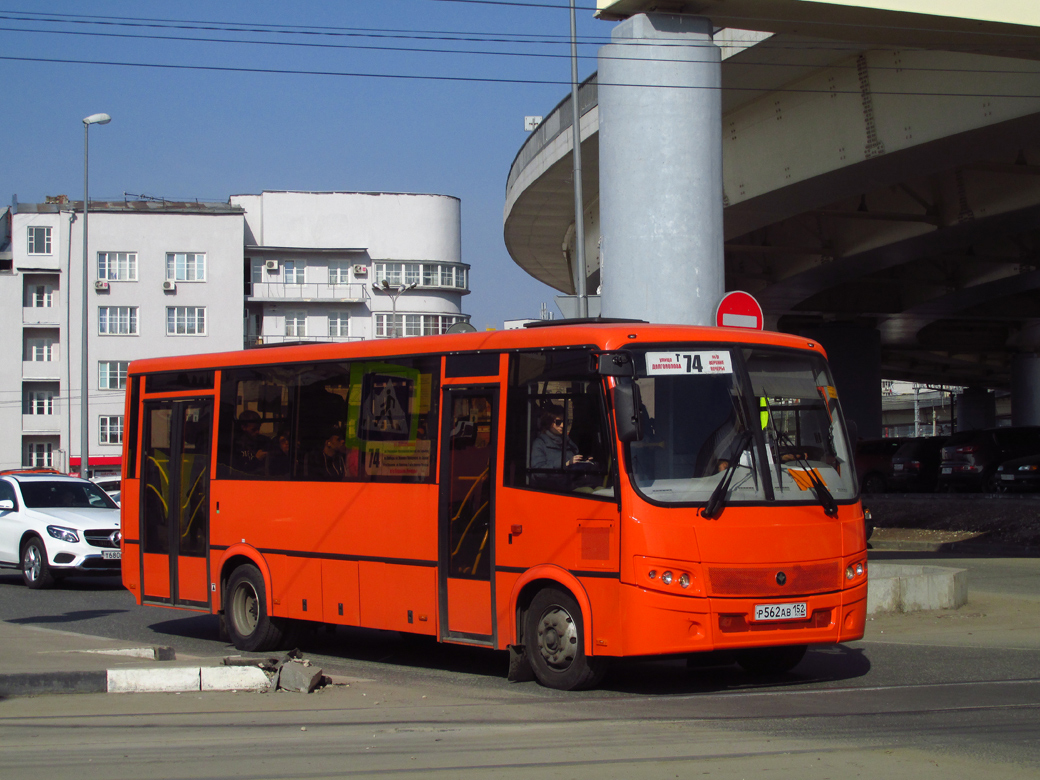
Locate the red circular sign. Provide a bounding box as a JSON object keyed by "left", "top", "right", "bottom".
{"left": 715, "top": 291, "right": 763, "bottom": 330}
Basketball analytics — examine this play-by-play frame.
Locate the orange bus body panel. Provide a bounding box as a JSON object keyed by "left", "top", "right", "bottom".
{"left": 177, "top": 556, "right": 209, "bottom": 604}
{"left": 359, "top": 562, "right": 438, "bottom": 635}
{"left": 142, "top": 553, "right": 171, "bottom": 600}
{"left": 446, "top": 579, "right": 493, "bottom": 635}
{"left": 321, "top": 559, "right": 361, "bottom": 626}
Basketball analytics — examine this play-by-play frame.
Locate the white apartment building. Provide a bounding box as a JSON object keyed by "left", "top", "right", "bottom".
{"left": 231, "top": 191, "right": 469, "bottom": 346}
{"left": 0, "top": 198, "right": 246, "bottom": 476}
{"left": 0, "top": 191, "right": 470, "bottom": 476}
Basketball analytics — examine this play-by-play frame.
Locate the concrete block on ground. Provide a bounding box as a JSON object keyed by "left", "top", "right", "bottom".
{"left": 201, "top": 666, "right": 271, "bottom": 691}
{"left": 107, "top": 667, "right": 201, "bottom": 693}
{"left": 867, "top": 564, "right": 968, "bottom": 615}
{"left": 277, "top": 662, "right": 323, "bottom": 693}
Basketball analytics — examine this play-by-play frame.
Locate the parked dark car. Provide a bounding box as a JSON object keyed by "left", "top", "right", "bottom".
{"left": 994, "top": 453, "right": 1040, "bottom": 492}
{"left": 937, "top": 426, "right": 1040, "bottom": 492}
{"left": 889, "top": 437, "right": 947, "bottom": 492}
{"left": 855, "top": 438, "right": 909, "bottom": 493}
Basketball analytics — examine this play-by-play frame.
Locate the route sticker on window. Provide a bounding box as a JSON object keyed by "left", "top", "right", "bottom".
{"left": 646, "top": 351, "right": 732, "bottom": 375}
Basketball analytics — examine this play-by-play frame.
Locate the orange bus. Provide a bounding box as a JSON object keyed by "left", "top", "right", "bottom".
{"left": 120, "top": 321, "right": 867, "bottom": 690}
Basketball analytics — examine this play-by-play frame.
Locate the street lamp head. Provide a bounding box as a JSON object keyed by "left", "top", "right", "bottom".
{"left": 83, "top": 113, "right": 112, "bottom": 126}
{"left": 405, "top": 282, "right": 418, "bottom": 292}
{"left": 379, "top": 279, "right": 391, "bottom": 291}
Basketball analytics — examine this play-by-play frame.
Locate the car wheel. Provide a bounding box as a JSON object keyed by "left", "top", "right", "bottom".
{"left": 524, "top": 586, "right": 609, "bottom": 690}
{"left": 224, "top": 563, "right": 296, "bottom": 652}
{"left": 736, "top": 644, "right": 807, "bottom": 675}
{"left": 861, "top": 473, "right": 887, "bottom": 494}
{"left": 21, "top": 536, "right": 55, "bottom": 590}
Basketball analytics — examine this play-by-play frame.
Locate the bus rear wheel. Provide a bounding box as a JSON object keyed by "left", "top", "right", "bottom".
{"left": 225, "top": 564, "right": 295, "bottom": 652}
{"left": 524, "top": 587, "right": 609, "bottom": 690}
{"left": 736, "top": 644, "right": 807, "bottom": 675}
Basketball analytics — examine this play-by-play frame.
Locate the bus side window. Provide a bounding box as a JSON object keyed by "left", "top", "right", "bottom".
{"left": 504, "top": 350, "right": 614, "bottom": 497}
{"left": 216, "top": 367, "right": 296, "bottom": 480}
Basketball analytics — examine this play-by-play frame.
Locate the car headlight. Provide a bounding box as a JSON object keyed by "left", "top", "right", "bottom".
{"left": 47, "top": 525, "right": 79, "bottom": 544}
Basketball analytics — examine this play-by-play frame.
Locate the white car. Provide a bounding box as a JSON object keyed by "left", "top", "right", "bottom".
{"left": 0, "top": 471, "right": 121, "bottom": 589}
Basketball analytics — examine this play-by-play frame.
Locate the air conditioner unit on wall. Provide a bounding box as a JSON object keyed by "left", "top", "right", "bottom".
{"left": 94, "top": 280, "right": 109, "bottom": 290}
{"left": 162, "top": 280, "right": 177, "bottom": 291}
{"left": 353, "top": 264, "right": 367, "bottom": 275}
{"left": 265, "top": 259, "right": 279, "bottom": 271}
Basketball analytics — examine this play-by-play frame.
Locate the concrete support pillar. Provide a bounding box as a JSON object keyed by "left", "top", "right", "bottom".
{"left": 1012, "top": 353, "right": 1040, "bottom": 427}
{"left": 598, "top": 13, "right": 724, "bottom": 325}
{"left": 957, "top": 387, "right": 996, "bottom": 431}
{"left": 798, "top": 324, "right": 883, "bottom": 440}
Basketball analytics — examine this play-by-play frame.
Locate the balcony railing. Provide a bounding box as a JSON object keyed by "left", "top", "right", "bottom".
{"left": 246, "top": 282, "right": 370, "bottom": 302}
{"left": 22, "top": 361, "right": 61, "bottom": 380}
{"left": 23, "top": 306, "right": 60, "bottom": 325}
{"left": 244, "top": 334, "right": 365, "bottom": 349}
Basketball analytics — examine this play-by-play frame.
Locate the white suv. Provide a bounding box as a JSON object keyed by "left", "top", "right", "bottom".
{"left": 0, "top": 471, "right": 121, "bottom": 589}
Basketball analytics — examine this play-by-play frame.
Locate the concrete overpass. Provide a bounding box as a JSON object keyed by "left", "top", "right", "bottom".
{"left": 503, "top": 5, "right": 1040, "bottom": 430}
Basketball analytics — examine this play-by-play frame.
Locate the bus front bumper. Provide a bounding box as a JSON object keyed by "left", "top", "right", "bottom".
{"left": 615, "top": 580, "right": 868, "bottom": 657}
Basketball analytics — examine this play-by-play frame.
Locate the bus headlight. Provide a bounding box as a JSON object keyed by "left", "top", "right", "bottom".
{"left": 845, "top": 561, "right": 866, "bottom": 580}
{"left": 679, "top": 573, "right": 690, "bottom": 589}
{"left": 661, "top": 571, "right": 673, "bottom": 585}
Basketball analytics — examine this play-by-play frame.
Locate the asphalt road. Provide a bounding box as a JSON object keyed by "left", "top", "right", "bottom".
{"left": 1, "top": 556, "right": 1039, "bottom": 778}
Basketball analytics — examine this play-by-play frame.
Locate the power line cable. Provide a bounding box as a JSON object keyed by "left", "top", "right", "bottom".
{"left": 2, "top": 53, "right": 1039, "bottom": 99}
{"left": 3, "top": 21, "right": 1040, "bottom": 76}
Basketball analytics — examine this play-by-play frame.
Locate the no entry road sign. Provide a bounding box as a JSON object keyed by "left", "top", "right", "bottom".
{"left": 715, "top": 291, "right": 763, "bottom": 330}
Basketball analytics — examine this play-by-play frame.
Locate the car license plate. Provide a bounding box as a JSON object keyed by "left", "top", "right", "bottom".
{"left": 893, "top": 463, "right": 904, "bottom": 471}
{"left": 754, "top": 602, "right": 807, "bottom": 621}
{"left": 1002, "top": 474, "right": 1015, "bottom": 481}
{"left": 102, "top": 550, "right": 121, "bottom": 560}
{"left": 942, "top": 467, "right": 952, "bottom": 474}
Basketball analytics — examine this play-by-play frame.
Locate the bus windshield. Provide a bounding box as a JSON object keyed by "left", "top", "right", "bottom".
{"left": 626, "top": 345, "right": 855, "bottom": 506}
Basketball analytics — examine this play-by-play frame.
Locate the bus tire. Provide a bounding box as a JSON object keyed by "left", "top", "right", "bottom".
{"left": 225, "top": 564, "right": 290, "bottom": 652}
{"left": 524, "top": 586, "right": 609, "bottom": 690}
{"left": 736, "top": 644, "right": 807, "bottom": 675}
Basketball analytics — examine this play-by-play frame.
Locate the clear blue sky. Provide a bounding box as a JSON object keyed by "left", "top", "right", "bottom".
{"left": 0, "top": 0, "right": 609, "bottom": 329}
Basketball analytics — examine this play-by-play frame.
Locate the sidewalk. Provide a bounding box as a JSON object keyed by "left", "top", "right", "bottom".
{"left": 0, "top": 623, "right": 265, "bottom": 696}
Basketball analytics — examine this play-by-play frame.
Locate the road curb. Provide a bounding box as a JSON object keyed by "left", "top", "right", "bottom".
{"left": 867, "top": 563, "right": 968, "bottom": 614}
{"left": 1, "top": 666, "right": 271, "bottom": 697}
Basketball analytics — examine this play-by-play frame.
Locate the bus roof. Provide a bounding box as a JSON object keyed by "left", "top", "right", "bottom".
{"left": 128, "top": 322, "right": 826, "bottom": 375}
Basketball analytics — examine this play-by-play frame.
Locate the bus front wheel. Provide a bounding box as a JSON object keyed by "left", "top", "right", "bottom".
{"left": 225, "top": 564, "right": 294, "bottom": 652}
{"left": 524, "top": 587, "right": 609, "bottom": 690}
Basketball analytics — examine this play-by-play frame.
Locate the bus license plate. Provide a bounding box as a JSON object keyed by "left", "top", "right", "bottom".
{"left": 942, "top": 467, "right": 952, "bottom": 474}
{"left": 102, "top": 550, "right": 121, "bottom": 560}
{"left": 754, "top": 602, "right": 806, "bottom": 621}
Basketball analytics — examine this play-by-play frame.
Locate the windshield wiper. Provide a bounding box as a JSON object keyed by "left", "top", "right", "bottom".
{"left": 702, "top": 431, "right": 753, "bottom": 519}
{"left": 776, "top": 431, "right": 839, "bottom": 517}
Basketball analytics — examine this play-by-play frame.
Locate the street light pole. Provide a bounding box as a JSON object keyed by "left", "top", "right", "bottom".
{"left": 81, "top": 112, "right": 111, "bottom": 479}
{"left": 378, "top": 279, "right": 417, "bottom": 337}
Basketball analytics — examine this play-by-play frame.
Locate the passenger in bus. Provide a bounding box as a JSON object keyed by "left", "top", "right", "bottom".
{"left": 233, "top": 410, "right": 270, "bottom": 475}
{"left": 306, "top": 429, "right": 348, "bottom": 480}
{"left": 266, "top": 429, "right": 292, "bottom": 477}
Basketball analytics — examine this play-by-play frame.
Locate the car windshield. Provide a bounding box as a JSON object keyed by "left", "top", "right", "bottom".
{"left": 624, "top": 345, "right": 856, "bottom": 506}
{"left": 19, "top": 480, "right": 118, "bottom": 509}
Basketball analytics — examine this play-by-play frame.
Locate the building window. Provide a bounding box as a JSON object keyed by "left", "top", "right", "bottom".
{"left": 375, "top": 313, "right": 467, "bottom": 338}
{"left": 99, "top": 416, "right": 123, "bottom": 445}
{"left": 329, "top": 260, "right": 351, "bottom": 285}
{"left": 283, "top": 259, "right": 305, "bottom": 284}
{"left": 25, "top": 389, "right": 56, "bottom": 415}
{"left": 376, "top": 262, "right": 468, "bottom": 291}
{"left": 26, "top": 337, "right": 56, "bottom": 362}
{"left": 28, "top": 284, "right": 54, "bottom": 308}
{"left": 166, "top": 252, "right": 206, "bottom": 282}
{"left": 27, "top": 226, "right": 52, "bottom": 255}
{"left": 25, "top": 442, "right": 53, "bottom": 468}
{"left": 329, "top": 312, "right": 350, "bottom": 337}
{"left": 99, "top": 306, "right": 138, "bottom": 335}
{"left": 98, "top": 252, "right": 138, "bottom": 281}
{"left": 166, "top": 306, "right": 206, "bottom": 336}
{"left": 285, "top": 311, "right": 307, "bottom": 338}
{"left": 99, "top": 361, "right": 129, "bottom": 390}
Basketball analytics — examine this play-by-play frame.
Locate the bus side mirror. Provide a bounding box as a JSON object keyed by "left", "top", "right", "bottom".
{"left": 614, "top": 378, "right": 643, "bottom": 443}
{"left": 0, "top": 499, "right": 14, "bottom": 511}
